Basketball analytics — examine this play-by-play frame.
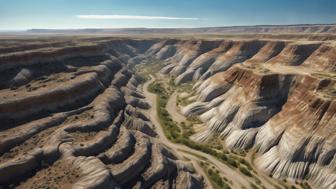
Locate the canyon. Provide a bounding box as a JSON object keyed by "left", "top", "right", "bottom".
{"left": 0, "top": 25, "right": 335, "bottom": 189}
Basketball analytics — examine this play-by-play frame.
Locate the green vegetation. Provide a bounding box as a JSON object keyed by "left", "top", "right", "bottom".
{"left": 250, "top": 182, "right": 260, "bottom": 189}
{"left": 226, "top": 157, "right": 238, "bottom": 168}
{"left": 168, "top": 76, "right": 194, "bottom": 91}
{"left": 176, "top": 82, "right": 194, "bottom": 92}
{"left": 148, "top": 81, "right": 181, "bottom": 140}
{"left": 176, "top": 95, "right": 194, "bottom": 106}
{"left": 134, "top": 72, "right": 149, "bottom": 84}
{"left": 299, "top": 182, "right": 313, "bottom": 189}
{"left": 180, "top": 122, "right": 195, "bottom": 138}
{"left": 205, "top": 134, "right": 224, "bottom": 150}
{"left": 134, "top": 56, "right": 165, "bottom": 81}
{"left": 149, "top": 78, "right": 258, "bottom": 177}
{"left": 169, "top": 77, "right": 197, "bottom": 106}
{"left": 186, "top": 116, "right": 203, "bottom": 124}
{"left": 154, "top": 82, "right": 271, "bottom": 188}
{"left": 200, "top": 161, "right": 231, "bottom": 189}
{"left": 149, "top": 73, "right": 260, "bottom": 167}
{"left": 239, "top": 165, "right": 252, "bottom": 177}
{"left": 231, "top": 149, "right": 247, "bottom": 157}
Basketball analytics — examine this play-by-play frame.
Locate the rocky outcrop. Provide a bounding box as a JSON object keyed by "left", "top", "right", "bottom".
{"left": 0, "top": 38, "right": 203, "bottom": 188}
{"left": 155, "top": 38, "right": 336, "bottom": 188}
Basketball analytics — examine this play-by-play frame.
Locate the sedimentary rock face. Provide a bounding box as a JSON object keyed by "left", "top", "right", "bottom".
{"left": 156, "top": 38, "right": 336, "bottom": 189}
{"left": 0, "top": 37, "right": 203, "bottom": 189}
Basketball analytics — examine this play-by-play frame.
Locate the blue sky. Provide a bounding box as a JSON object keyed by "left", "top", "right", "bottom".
{"left": 1, "top": 0, "right": 335, "bottom": 30}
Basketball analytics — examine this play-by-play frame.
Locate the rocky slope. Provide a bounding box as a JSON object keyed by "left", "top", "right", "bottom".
{"left": 0, "top": 37, "right": 203, "bottom": 189}
{"left": 154, "top": 38, "right": 336, "bottom": 188}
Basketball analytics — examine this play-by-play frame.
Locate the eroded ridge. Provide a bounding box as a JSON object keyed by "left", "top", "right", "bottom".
{"left": 153, "top": 39, "right": 336, "bottom": 188}
{"left": 0, "top": 37, "right": 203, "bottom": 189}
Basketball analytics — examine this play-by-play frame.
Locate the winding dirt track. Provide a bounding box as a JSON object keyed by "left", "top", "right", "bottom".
{"left": 141, "top": 74, "right": 268, "bottom": 189}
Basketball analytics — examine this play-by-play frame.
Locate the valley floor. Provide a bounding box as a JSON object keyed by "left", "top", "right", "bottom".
{"left": 141, "top": 73, "right": 302, "bottom": 189}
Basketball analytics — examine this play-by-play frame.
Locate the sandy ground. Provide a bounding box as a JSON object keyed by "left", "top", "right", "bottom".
{"left": 166, "top": 92, "right": 187, "bottom": 123}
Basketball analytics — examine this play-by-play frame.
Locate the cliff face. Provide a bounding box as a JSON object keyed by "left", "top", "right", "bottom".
{"left": 152, "top": 38, "right": 336, "bottom": 188}
{"left": 0, "top": 38, "right": 203, "bottom": 188}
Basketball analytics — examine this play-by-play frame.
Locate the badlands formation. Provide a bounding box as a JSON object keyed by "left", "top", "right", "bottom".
{"left": 0, "top": 25, "right": 335, "bottom": 189}
{"left": 159, "top": 37, "right": 336, "bottom": 187}
{"left": 0, "top": 37, "right": 203, "bottom": 189}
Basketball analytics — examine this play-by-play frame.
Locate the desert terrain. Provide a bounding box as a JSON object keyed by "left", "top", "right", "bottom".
{"left": 0, "top": 24, "right": 335, "bottom": 189}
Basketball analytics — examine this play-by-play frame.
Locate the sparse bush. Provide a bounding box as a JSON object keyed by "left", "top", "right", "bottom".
{"left": 238, "top": 165, "right": 252, "bottom": 177}
{"left": 250, "top": 183, "right": 260, "bottom": 189}
{"left": 300, "top": 182, "right": 312, "bottom": 189}
{"left": 255, "top": 178, "right": 261, "bottom": 184}
{"left": 220, "top": 154, "right": 227, "bottom": 161}
{"left": 205, "top": 167, "right": 231, "bottom": 189}
{"left": 227, "top": 158, "right": 238, "bottom": 168}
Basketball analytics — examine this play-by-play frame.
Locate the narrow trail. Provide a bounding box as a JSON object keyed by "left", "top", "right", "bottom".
{"left": 141, "top": 74, "right": 259, "bottom": 189}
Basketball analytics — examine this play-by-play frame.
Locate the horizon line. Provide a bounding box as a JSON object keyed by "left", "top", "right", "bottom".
{"left": 1, "top": 23, "right": 335, "bottom": 32}
{"left": 76, "top": 15, "right": 201, "bottom": 20}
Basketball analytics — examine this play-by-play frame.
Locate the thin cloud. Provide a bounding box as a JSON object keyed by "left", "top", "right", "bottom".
{"left": 76, "top": 15, "right": 200, "bottom": 20}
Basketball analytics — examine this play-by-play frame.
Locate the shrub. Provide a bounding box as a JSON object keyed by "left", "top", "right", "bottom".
{"left": 227, "top": 158, "right": 238, "bottom": 168}
{"left": 238, "top": 165, "right": 252, "bottom": 177}
{"left": 220, "top": 154, "right": 227, "bottom": 161}
{"left": 250, "top": 183, "right": 260, "bottom": 189}
{"left": 206, "top": 168, "right": 231, "bottom": 189}
{"left": 255, "top": 178, "right": 261, "bottom": 184}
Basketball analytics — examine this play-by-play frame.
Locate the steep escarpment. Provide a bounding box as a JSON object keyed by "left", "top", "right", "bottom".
{"left": 0, "top": 38, "right": 203, "bottom": 189}
{"left": 302, "top": 44, "right": 336, "bottom": 71}
{"left": 153, "top": 38, "right": 336, "bottom": 188}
